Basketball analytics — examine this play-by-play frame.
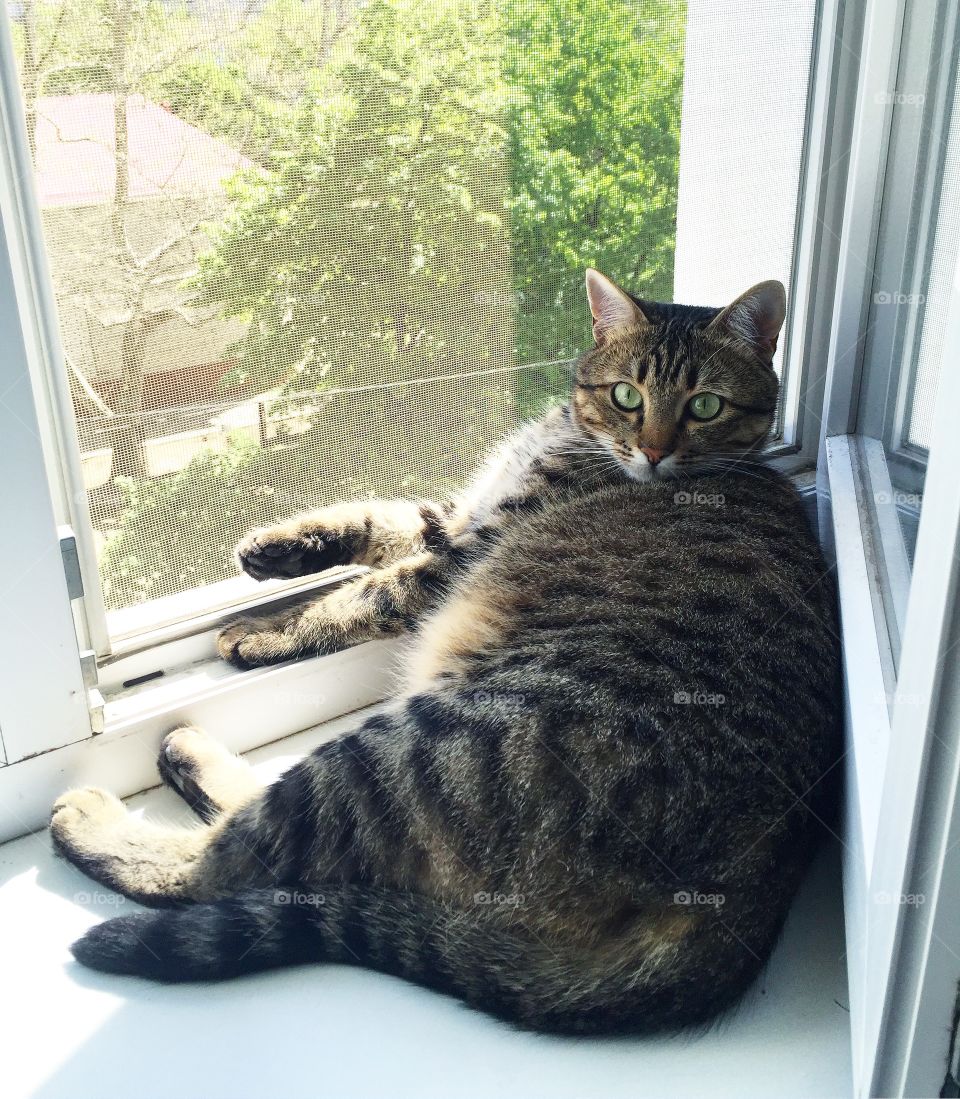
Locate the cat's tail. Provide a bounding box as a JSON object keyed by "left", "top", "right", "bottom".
{"left": 70, "top": 883, "right": 764, "bottom": 1034}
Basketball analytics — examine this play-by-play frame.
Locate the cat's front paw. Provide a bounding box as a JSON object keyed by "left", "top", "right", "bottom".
{"left": 216, "top": 617, "right": 297, "bottom": 669}
{"left": 235, "top": 524, "right": 353, "bottom": 581}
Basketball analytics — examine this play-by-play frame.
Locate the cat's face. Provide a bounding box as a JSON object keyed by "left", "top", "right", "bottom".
{"left": 572, "top": 270, "right": 784, "bottom": 482}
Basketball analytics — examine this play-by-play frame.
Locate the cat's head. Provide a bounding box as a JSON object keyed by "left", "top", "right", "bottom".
{"left": 571, "top": 269, "right": 785, "bottom": 481}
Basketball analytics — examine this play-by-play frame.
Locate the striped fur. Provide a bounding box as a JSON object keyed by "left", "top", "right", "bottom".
{"left": 53, "top": 274, "right": 842, "bottom": 1035}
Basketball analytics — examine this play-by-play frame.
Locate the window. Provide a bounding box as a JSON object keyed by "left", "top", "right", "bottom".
{"left": 0, "top": 0, "right": 831, "bottom": 845}
{"left": 4, "top": 0, "right": 819, "bottom": 652}
{"left": 814, "top": 0, "right": 960, "bottom": 1091}
{"left": 673, "top": 0, "right": 818, "bottom": 438}
{"left": 13, "top": 0, "right": 688, "bottom": 636}
{"left": 9, "top": 1, "right": 960, "bottom": 1089}
{"left": 856, "top": 0, "right": 960, "bottom": 564}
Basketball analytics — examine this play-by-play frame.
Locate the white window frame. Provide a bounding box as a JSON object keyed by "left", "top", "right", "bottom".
{"left": 814, "top": 0, "right": 960, "bottom": 1091}
{"left": 0, "top": 32, "right": 95, "bottom": 766}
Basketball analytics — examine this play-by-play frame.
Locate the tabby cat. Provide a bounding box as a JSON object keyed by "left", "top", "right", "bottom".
{"left": 51, "top": 269, "right": 842, "bottom": 1035}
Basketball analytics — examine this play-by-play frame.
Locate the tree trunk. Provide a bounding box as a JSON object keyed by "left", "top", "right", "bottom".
{"left": 21, "top": 0, "right": 39, "bottom": 164}
{"left": 107, "top": 0, "right": 146, "bottom": 480}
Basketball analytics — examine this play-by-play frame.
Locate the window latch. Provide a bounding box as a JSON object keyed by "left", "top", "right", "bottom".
{"left": 79, "top": 650, "right": 103, "bottom": 734}
{"left": 60, "top": 528, "right": 104, "bottom": 731}
{"left": 58, "top": 525, "right": 83, "bottom": 601}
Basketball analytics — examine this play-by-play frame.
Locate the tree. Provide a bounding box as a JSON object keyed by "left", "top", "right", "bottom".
{"left": 194, "top": 0, "right": 685, "bottom": 401}
{"left": 195, "top": 0, "right": 515, "bottom": 393}
{"left": 10, "top": 0, "right": 688, "bottom": 607}
{"left": 502, "top": 0, "right": 686, "bottom": 371}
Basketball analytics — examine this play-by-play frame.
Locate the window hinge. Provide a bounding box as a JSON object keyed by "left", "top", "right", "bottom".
{"left": 87, "top": 687, "right": 105, "bottom": 736}
{"left": 59, "top": 536, "right": 102, "bottom": 731}
{"left": 58, "top": 525, "right": 83, "bottom": 600}
{"left": 79, "top": 650, "right": 102, "bottom": 732}
{"left": 80, "top": 649, "right": 98, "bottom": 689}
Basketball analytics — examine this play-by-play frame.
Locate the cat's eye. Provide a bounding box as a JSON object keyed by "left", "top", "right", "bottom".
{"left": 687, "top": 392, "right": 724, "bottom": 421}
{"left": 611, "top": 382, "right": 642, "bottom": 411}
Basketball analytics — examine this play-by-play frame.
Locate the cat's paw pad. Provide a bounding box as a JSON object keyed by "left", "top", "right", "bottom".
{"left": 158, "top": 726, "right": 228, "bottom": 822}
{"left": 50, "top": 787, "right": 126, "bottom": 855}
{"left": 216, "top": 618, "right": 291, "bottom": 669}
{"left": 159, "top": 726, "right": 217, "bottom": 782}
{"left": 235, "top": 526, "right": 353, "bottom": 581}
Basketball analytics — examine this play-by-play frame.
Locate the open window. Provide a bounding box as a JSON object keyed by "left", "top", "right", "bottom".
{"left": 5, "top": 1, "right": 960, "bottom": 1093}
{"left": 0, "top": 0, "right": 823, "bottom": 767}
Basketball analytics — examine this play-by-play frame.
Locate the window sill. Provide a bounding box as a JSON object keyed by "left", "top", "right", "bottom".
{"left": 104, "top": 566, "right": 368, "bottom": 656}
{"left": 0, "top": 737, "right": 851, "bottom": 1099}
{"left": 0, "top": 638, "right": 402, "bottom": 845}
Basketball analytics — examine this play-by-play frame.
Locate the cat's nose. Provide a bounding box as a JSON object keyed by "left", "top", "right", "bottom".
{"left": 640, "top": 447, "right": 669, "bottom": 466}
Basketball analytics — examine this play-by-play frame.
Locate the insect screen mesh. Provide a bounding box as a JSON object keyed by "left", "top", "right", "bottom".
{"left": 7, "top": 0, "right": 806, "bottom": 627}
{"left": 11, "top": 0, "right": 687, "bottom": 617}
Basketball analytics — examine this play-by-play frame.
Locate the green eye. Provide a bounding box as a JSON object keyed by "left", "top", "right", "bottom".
{"left": 687, "top": 392, "right": 724, "bottom": 421}
{"left": 611, "top": 382, "right": 642, "bottom": 411}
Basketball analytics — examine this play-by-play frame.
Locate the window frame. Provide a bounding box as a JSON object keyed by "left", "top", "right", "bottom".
{"left": 0, "top": 23, "right": 95, "bottom": 766}
{"left": 853, "top": 0, "right": 960, "bottom": 493}
{"left": 9, "top": 12, "right": 960, "bottom": 1093}
{"left": 814, "top": 0, "right": 960, "bottom": 1090}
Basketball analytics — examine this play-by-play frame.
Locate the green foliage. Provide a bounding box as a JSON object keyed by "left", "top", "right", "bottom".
{"left": 191, "top": 0, "right": 685, "bottom": 396}
{"left": 156, "top": 60, "right": 265, "bottom": 143}
{"left": 13, "top": 0, "right": 687, "bottom": 605}
{"left": 195, "top": 0, "right": 515, "bottom": 392}
{"left": 100, "top": 442, "right": 265, "bottom": 608}
{"left": 99, "top": 368, "right": 537, "bottom": 607}
{"left": 503, "top": 0, "right": 686, "bottom": 365}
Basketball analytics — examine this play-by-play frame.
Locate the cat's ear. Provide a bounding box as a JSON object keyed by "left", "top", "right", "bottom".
{"left": 708, "top": 280, "right": 786, "bottom": 364}
{"left": 585, "top": 269, "right": 649, "bottom": 345}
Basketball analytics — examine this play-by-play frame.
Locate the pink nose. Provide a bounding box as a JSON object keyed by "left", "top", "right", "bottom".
{"left": 640, "top": 447, "right": 668, "bottom": 466}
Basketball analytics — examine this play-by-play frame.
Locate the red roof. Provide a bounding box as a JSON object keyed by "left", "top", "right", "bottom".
{"left": 34, "top": 93, "right": 250, "bottom": 208}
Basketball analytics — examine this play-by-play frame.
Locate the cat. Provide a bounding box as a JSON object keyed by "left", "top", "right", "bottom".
{"left": 51, "top": 268, "right": 842, "bottom": 1036}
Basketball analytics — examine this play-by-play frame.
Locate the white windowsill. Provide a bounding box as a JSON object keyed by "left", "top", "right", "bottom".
{"left": 0, "top": 712, "right": 852, "bottom": 1099}
{"left": 0, "top": 638, "right": 403, "bottom": 844}
{"left": 105, "top": 565, "right": 366, "bottom": 655}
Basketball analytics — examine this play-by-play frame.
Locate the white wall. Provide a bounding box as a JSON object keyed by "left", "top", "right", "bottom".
{"left": 673, "top": 0, "right": 818, "bottom": 375}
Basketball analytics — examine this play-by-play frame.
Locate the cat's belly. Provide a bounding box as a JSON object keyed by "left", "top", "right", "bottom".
{"left": 401, "top": 568, "right": 518, "bottom": 693}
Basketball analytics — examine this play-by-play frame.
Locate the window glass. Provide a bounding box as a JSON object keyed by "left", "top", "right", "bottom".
{"left": 880, "top": 61, "right": 960, "bottom": 563}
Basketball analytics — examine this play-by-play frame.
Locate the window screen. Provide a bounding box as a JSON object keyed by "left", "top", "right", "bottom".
{"left": 673, "top": 0, "right": 818, "bottom": 428}
{"left": 8, "top": 0, "right": 813, "bottom": 631}
{"left": 10, "top": 0, "right": 687, "bottom": 620}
